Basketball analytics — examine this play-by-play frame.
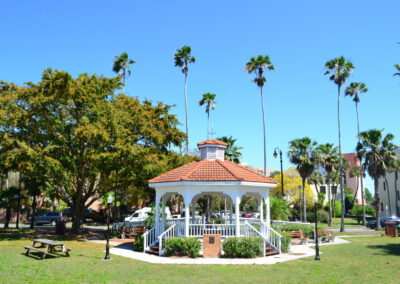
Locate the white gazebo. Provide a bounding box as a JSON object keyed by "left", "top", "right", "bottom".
{"left": 144, "top": 139, "right": 281, "bottom": 256}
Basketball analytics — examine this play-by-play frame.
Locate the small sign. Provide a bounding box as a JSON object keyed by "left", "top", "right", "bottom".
{"left": 209, "top": 236, "right": 215, "bottom": 244}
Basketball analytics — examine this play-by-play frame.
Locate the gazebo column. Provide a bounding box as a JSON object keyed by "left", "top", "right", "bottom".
{"left": 265, "top": 194, "right": 270, "bottom": 226}
{"left": 191, "top": 202, "right": 196, "bottom": 224}
{"left": 259, "top": 196, "right": 264, "bottom": 223}
{"left": 161, "top": 196, "right": 166, "bottom": 230}
{"left": 155, "top": 192, "right": 160, "bottom": 236}
{"left": 230, "top": 203, "right": 233, "bottom": 224}
{"left": 235, "top": 196, "right": 241, "bottom": 237}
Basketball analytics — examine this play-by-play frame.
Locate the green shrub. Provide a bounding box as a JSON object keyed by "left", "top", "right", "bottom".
{"left": 223, "top": 237, "right": 263, "bottom": 258}
{"left": 351, "top": 205, "right": 376, "bottom": 217}
{"left": 280, "top": 232, "right": 292, "bottom": 253}
{"left": 164, "top": 237, "right": 201, "bottom": 258}
{"left": 307, "top": 209, "right": 329, "bottom": 223}
{"left": 324, "top": 200, "right": 341, "bottom": 217}
{"left": 134, "top": 234, "right": 144, "bottom": 252}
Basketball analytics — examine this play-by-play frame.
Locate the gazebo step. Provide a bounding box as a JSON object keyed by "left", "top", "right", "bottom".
{"left": 265, "top": 250, "right": 280, "bottom": 256}
{"left": 145, "top": 249, "right": 159, "bottom": 255}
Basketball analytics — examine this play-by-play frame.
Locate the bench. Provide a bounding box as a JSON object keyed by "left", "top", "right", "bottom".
{"left": 288, "top": 231, "right": 307, "bottom": 245}
{"left": 24, "top": 246, "right": 47, "bottom": 259}
{"left": 315, "top": 229, "right": 335, "bottom": 242}
{"left": 122, "top": 227, "right": 146, "bottom": 240}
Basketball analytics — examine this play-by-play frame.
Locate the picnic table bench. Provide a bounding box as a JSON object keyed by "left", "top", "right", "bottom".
{"left": 287, "top": 230, "right": 307, "bottom": 245}
{"left": 314, "top": 229, "right": 335, "bottom": 242}
{"left": 24, "top": 239, "right": 71, "bottom": 259}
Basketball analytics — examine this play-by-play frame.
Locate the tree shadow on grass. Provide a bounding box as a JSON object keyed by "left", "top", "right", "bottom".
{"left": 367, "top": 243, "right": 400, "bottom": 256}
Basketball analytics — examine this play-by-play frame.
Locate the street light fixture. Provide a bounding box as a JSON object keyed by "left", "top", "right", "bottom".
{"left": 104, "top": 194, "right": 114, "bottom": 260}
{"left": 273, "top": 147, "right": 285, "bottom": 199}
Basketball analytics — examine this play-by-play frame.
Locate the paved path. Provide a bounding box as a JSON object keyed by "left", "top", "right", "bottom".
{"left": 108, "top": 237, "right": 350, "bottom": 265}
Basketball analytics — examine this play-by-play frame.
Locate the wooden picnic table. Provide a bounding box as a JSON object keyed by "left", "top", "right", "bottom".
{"left": 24, "top": 239, "right": 71, "bottom": 259}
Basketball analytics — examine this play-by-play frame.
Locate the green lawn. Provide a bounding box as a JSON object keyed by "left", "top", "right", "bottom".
{"left": 1, "top": 235, "right": 400, "bottom": 283}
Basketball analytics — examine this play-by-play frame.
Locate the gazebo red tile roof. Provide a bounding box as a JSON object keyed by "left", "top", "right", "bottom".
{"left": 148, "top": 159, "right": 277, "bottom": 184}
{"left": 197, "top": 139, "right": 228, "bottom": 147}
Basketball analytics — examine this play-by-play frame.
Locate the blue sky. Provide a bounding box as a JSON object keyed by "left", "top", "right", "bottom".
{"left": 1, "top": 1, "right": 399, "bottom": 192}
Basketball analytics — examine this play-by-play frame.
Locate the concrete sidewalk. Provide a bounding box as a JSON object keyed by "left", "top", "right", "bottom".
{"left": 108, "top": 237, "right": 350, "bottom": 265}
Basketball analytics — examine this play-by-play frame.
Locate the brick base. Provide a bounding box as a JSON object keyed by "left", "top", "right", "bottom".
{"left": 203, "top": 234, "right": 221, "bottom": 258}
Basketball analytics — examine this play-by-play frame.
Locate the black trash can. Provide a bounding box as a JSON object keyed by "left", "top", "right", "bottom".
{"left": 55, "top": 220, "right": 66, "bottom": 235}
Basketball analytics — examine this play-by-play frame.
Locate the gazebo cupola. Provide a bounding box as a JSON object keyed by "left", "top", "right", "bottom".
{"left": 197, "top": 139, "right": 228, "bottom": 161}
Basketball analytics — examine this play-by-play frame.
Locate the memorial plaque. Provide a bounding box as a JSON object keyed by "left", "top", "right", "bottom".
{"left": 203, "top": 234, "right": 221, "bottom": 258}
{"left": 209, "top": 236, "right": 215, "bottom": 244}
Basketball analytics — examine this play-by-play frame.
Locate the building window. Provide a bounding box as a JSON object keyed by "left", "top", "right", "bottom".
{"left": 332, "top": 186, "right": 337, "bottom": 195}
{"left": 343, "top": 173, "right": 347, "bottom": 185}
{"left": 320, "top": 186, "right": 326, "bottom": 194}
{"left": 381, "top": 203, "right": 384, "bottom": 212}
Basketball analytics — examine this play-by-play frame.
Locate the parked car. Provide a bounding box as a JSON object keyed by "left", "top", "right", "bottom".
{"left": 366, "top": 217, "right": 392, "bottom": 229}
{"left": 34, "top": 211, "right": 67, "bottom": 225}
{"left": 251, "top": 213, "right": 260, "bottom": 219}
{"left": 242, "top": 212, "right": 252, "bottom": 218}
{"left": 124, "top": 207, "right": 152, "bottom": 222}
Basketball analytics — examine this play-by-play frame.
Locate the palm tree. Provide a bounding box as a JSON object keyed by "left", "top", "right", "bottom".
{"left": 325, "top": 56, "right": 354, "bottom": 232}
{"left": 199, "top": 93, "right": 216, "bottom": 139}
{"left": 217, "top": 136, "right": 243, "bottom": 163}
{"left": 356, "top": 129, "right": 398, "bottom": 230}
{"left": 394, "top": 64, "right": 400, "bottom": 76}
{"left": 245, "top": 55, "right": 274, "bottom": 175}
{"left": 317, "top": 143, "right": 338, "bottom": 226}
{"left": 112, "top": 52, "right": 135, "bottom": 86}
{"left": 345, "top": 82, "right": 368, "bottom": 225}
{"left": 309, "top": 171, "right": 323, "bottom": 194}
{"left": 174, "top": 46, "right": 195, "bottom": 154}
{"left": 288, "top": 137, "right": 319, "bottom": 222}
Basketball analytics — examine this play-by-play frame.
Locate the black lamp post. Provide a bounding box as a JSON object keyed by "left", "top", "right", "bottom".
{"left": 314, "top": 205, "right": 320, "bottom": 261}
{"left": 105, "top": 195, "right": 113, "bottom": 260}
{"left": 273, "top": 148, "right": 285, "bottom": 199}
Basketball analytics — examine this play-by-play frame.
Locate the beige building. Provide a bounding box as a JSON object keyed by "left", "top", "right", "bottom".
{"left": 377, "top": 149, "right": 400, "bottom": 217}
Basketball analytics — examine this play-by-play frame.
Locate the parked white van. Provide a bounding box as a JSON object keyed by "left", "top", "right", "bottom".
{"left": 124, "top": 207, "right": 152, "bottom": 222}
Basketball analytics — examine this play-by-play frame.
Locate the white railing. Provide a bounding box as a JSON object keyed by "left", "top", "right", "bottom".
{"left": 113, "top": 221, "right": 144, "bottom": 230}
{"left": 244, "top": 222, "right": 268, "bottom": 257}
{"left": 158, "top": 224, "right": 176, "bottom": 256}
{"left": 188, "top": 224, "right": 237, "bottom": 237}
{"left": 143, "top": 221, "right": 164, "bottom": 252}
{"left": 261, "top": 220, "right": 282, "bottom": 252}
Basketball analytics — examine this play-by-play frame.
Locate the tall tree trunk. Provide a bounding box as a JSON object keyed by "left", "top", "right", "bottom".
{"left": 16, "top": 173, "right": 22, "bottom": 229}
{"left": 30, "top": 196, "right": 37, "bottom": 229}
{"left": 385, "top": 176, "right": 392, "bottom": 216}
{"left": 5, "top": 172, "right": 9, "bottom": 190}
{"left": 356, "top": 100, "right": 366, "bottom": 225}
{"left": 374, "top": 177, "right": 382, "bottom": 230}
{"left": 327, "top": 172, "right": 332, "bottom": 226}
{"left": 1, "top": 174, "right": 4, "bottom": 191}
{"left": 4, "top": 206, "right": 11, "bottom": 229}
{"left": 302, "top": 178, "right": 306, "bottom": 222}
{"left": 207, "top": 109, "right": 210, "bottom": 139}
{"left": 114, "top": 169, "right": 118, "bottom": 222}
{"left": 260, "top": 86, "right": 267, "bottom": 175}
{"left": 299, "top": 185, "right": 302, "bottom": 222}
{"left": 206, "top": 196, "right": 211, "bottom": 223}
{"left": 338, "top": 84, "right": 345, "bottom": 232}
{"left": 71, "top": 201, "right": 85, "bottom": 233}
{"left": 333, "top": 193, "right": 336, "bottom": 218}
{"left": 395, "top": 172, "right": 399, "bottom": 216}
{"left": 184, "top": 71, "right": 189, "bottom": 154}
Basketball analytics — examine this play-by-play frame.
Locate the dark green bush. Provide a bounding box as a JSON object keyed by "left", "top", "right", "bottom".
{"left": 164, "top": 237, "right": 201, "bottom": 258}
{"left": 134, "top": 234, "right": 144, "bottom": 252}
{"left": 280, "top": 232, "right": 292, "bottom": 253}
{"left": 324, "top": 200, "right": 341, "bottom": 217}
{"left": 351, "top": 205, "right": 376, "bottom": 216}
{"left": 223, "top": 237, "right": 263, "bottom": 258}
{"left": 307, "top": 209, "right": 329, "bottom": 223}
